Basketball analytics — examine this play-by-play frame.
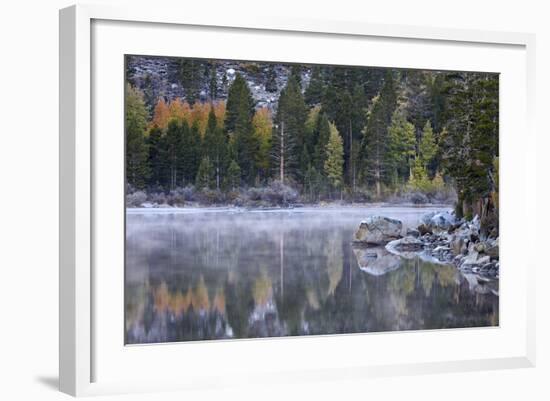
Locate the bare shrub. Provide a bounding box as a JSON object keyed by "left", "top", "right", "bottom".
{"left": 262, "top": 181, "right": 298, "bottom": 204}
{"left": 407, "top": 191, "right": 429, "bottom": 205}
{"left": 180, "top": 185, "right": 196, "bottom": 201}
{"left": 126, "top": 190, "right": 147, "bottom": 207}
{"left": 246, "top": 187, "right": 263, "bottom": 202}
{"left": 197, "top": 189, "right": 224, "bottom": 205}
{"left": 166, "top": 189, "right": 185, "bottom": 207}
{"left": 149, "top": 191, "right": 167, "bottom": 206}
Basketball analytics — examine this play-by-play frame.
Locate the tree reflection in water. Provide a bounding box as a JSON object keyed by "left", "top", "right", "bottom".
{"left": 125, "top": 208, "right": 498, "bottom": 344}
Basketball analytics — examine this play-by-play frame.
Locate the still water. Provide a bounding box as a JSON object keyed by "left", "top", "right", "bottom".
{"left": 125, "top": 206, "right": 499, "bottom": 344}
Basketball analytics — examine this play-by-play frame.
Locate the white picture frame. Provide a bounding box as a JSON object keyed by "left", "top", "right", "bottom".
{"left": 59, "top": 3, "right": 536, "bottom": 397}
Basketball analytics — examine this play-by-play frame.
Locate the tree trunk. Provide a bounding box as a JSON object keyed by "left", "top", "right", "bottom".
{"left": 280, "top": 121, "right": 285, "bottom": 185}
{"left": 349, "top": 120, "right": 353, "bottom": 192}
{"left": 375, "top": 168, "right": 381, "bottom": 198}
{"left": 280, "top": 233, "right": 284, "bottom": 299}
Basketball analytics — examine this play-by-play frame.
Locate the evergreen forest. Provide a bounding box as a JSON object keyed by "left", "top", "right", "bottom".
{"left": 125, "top": 56, "right": 498, "bottom": 222}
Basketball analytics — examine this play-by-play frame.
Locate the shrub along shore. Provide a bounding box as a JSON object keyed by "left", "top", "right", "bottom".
{"left": 126, "top": 180, "right": 456, "bottom": 208}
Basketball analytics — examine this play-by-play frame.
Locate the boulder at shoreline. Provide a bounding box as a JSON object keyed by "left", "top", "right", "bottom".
{"left": 353, "top": 216, "right": 403, "bottom": 245}
{"left": 420, "top": 211, "right": 458, "bottom": 233}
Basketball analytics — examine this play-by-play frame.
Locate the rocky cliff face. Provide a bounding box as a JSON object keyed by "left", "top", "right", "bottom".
{"left": 126, "top": 55, "right": 311, "bottom": 113}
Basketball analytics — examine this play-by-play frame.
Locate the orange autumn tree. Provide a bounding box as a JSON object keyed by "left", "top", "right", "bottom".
{"left": 150, "top": 97, "right": 227, "bottom": 134}
{"left": 191, "top": 102, "right": 211, "bottom": 137}
{"left": 168, "top": 97, "right": 191, "bottom": 123}
{"left": 150, "top": 98, "right": 170, "bottom": 129}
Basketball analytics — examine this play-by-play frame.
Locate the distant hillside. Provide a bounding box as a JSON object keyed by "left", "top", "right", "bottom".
{"left": 126, "top": 55, "right": 311, "bottom": 114}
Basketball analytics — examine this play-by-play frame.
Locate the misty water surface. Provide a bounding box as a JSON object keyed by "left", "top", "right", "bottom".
{"left": 125, "top": 206, "right": 499, "bottom": 344}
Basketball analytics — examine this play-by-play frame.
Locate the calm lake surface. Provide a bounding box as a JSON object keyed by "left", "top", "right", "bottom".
{"left": 125, "top": 206, "right": 499, "bottom": 344}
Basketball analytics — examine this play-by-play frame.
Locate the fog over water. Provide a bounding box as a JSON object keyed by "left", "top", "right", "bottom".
{"left": 125, "top": 206, "right": 499, "bottom": 344}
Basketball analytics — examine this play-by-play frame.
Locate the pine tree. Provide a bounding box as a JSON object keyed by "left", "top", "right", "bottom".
{"left": 164, "top": 120, "right": 182, "bottom": 189}
{"left": 196, "top": 156, "right": 214, "bottom": 189}
{"left": 321, "top": 67, "right": 348, "bottom": 138}
{"left": 304, "top": 164, "right": 323, "bottom": 201}
{"left": 224, "top": 74, "right": 257, "bottom": 184}
{"left": 179, "top": 59, "right": 203, "bottom": 104}
{"left": 290, "top": 65, "right": 302, "bottom": 87}
{"left": 401, "top": 70, "right": 430, "bottom": 138}
{"left": 272, "top": 120, "right": 294, "bottom": 185}
{"left": 419, "top": 120, "right": 437, "bottom": 171}
{"left": 440, "top": 73, "right": 470, "bottom": 213}
{"left": 321, "top": 69, "right": 367, "bottom": 189}
{"left": 146, "top": 126, "right": 164, "bottom": 189}
{"left": 209, "top": 62, "right": 218, "bottom": 100}
{"left": 304, "top": 66, "right": 324, "bottom": 105}
{"left": 221, "top": 71, "right": 228, "bottom": 91}
{"left": 427, "top": 74, "right": 447, "bottom": 133}
{"left": 358, "top": 70, "right": 398, "bottom": 197}
{"left": 203, "top": 106, "right": 218, "bottom": 156}
{"left": 388, "top": 109, "right": 416, "bottom": 182}
{"left": 141, "top": 73, "right": 156, "bottom": 115}
{"left": 409, "top": 156, "right": 430, "bottom": 191}
{"left": 348, "top": 84, "right": 368, "bottom": 191}
{"left": 225, "top": 73, "right": 253, "bottom": 132}
{"left": 303, "top": 106, "right": 320, "bottom": 166}
{"left": 324, "top": 123, "right": 344, "bottom": 197}
{"left": 235, "top": 90, "right": 258, "bottom": 184}
{"left": 312, "top": 113, "right": 331, "bottom": 172}
{"left": 441, "top": 72, "right": 498, "bottom": 219}
{"left": 125, "top": 84, "right": 150, "bottom": 189}
{"left": 359, "top": 67, "right": 386, "bottom": 104}
{"left": 274, "top": 76, "right": 308, "bottom": 184}
{"left": 265, "top": 65, "right": 277, "bottom": 93}
{"left": 202, "top": 108, "right": 227, "bottom": 190}
{"left": 491, "top": 156, "right": 499, "bottom": 212}
{"left": 226, "top": 160, "right": 241, "bottom": 190}
{"left": 305, "top": 105, "right": 321, "bottom": 136}
{"left": 178, "top": 120, "right": 202, "bottom": 185}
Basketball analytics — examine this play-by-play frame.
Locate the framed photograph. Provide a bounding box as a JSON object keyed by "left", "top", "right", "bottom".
{"left": 59, "top": 4, "right": 536, "bottom": 396}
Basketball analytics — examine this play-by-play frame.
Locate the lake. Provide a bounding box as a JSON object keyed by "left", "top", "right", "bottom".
{"left": 125, "top": 206, "right": 499, "bottom": 344}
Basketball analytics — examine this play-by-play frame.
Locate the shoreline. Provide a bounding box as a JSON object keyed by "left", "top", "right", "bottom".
{"left": 126, "top": 202, "right": 454, "bottom": 214}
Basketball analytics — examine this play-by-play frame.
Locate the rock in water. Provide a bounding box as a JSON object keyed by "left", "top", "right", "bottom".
{"left": 352, "top": 246, "right": 402, "bottom": 276}
{"left": 353, "top": 216, "right": 403, "bottom": 245}
{"left": 385, "top": 236, "right": 425, "bottom": 259}
{"left": 386, "top": 236, "right": 424, "bottom": 252}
